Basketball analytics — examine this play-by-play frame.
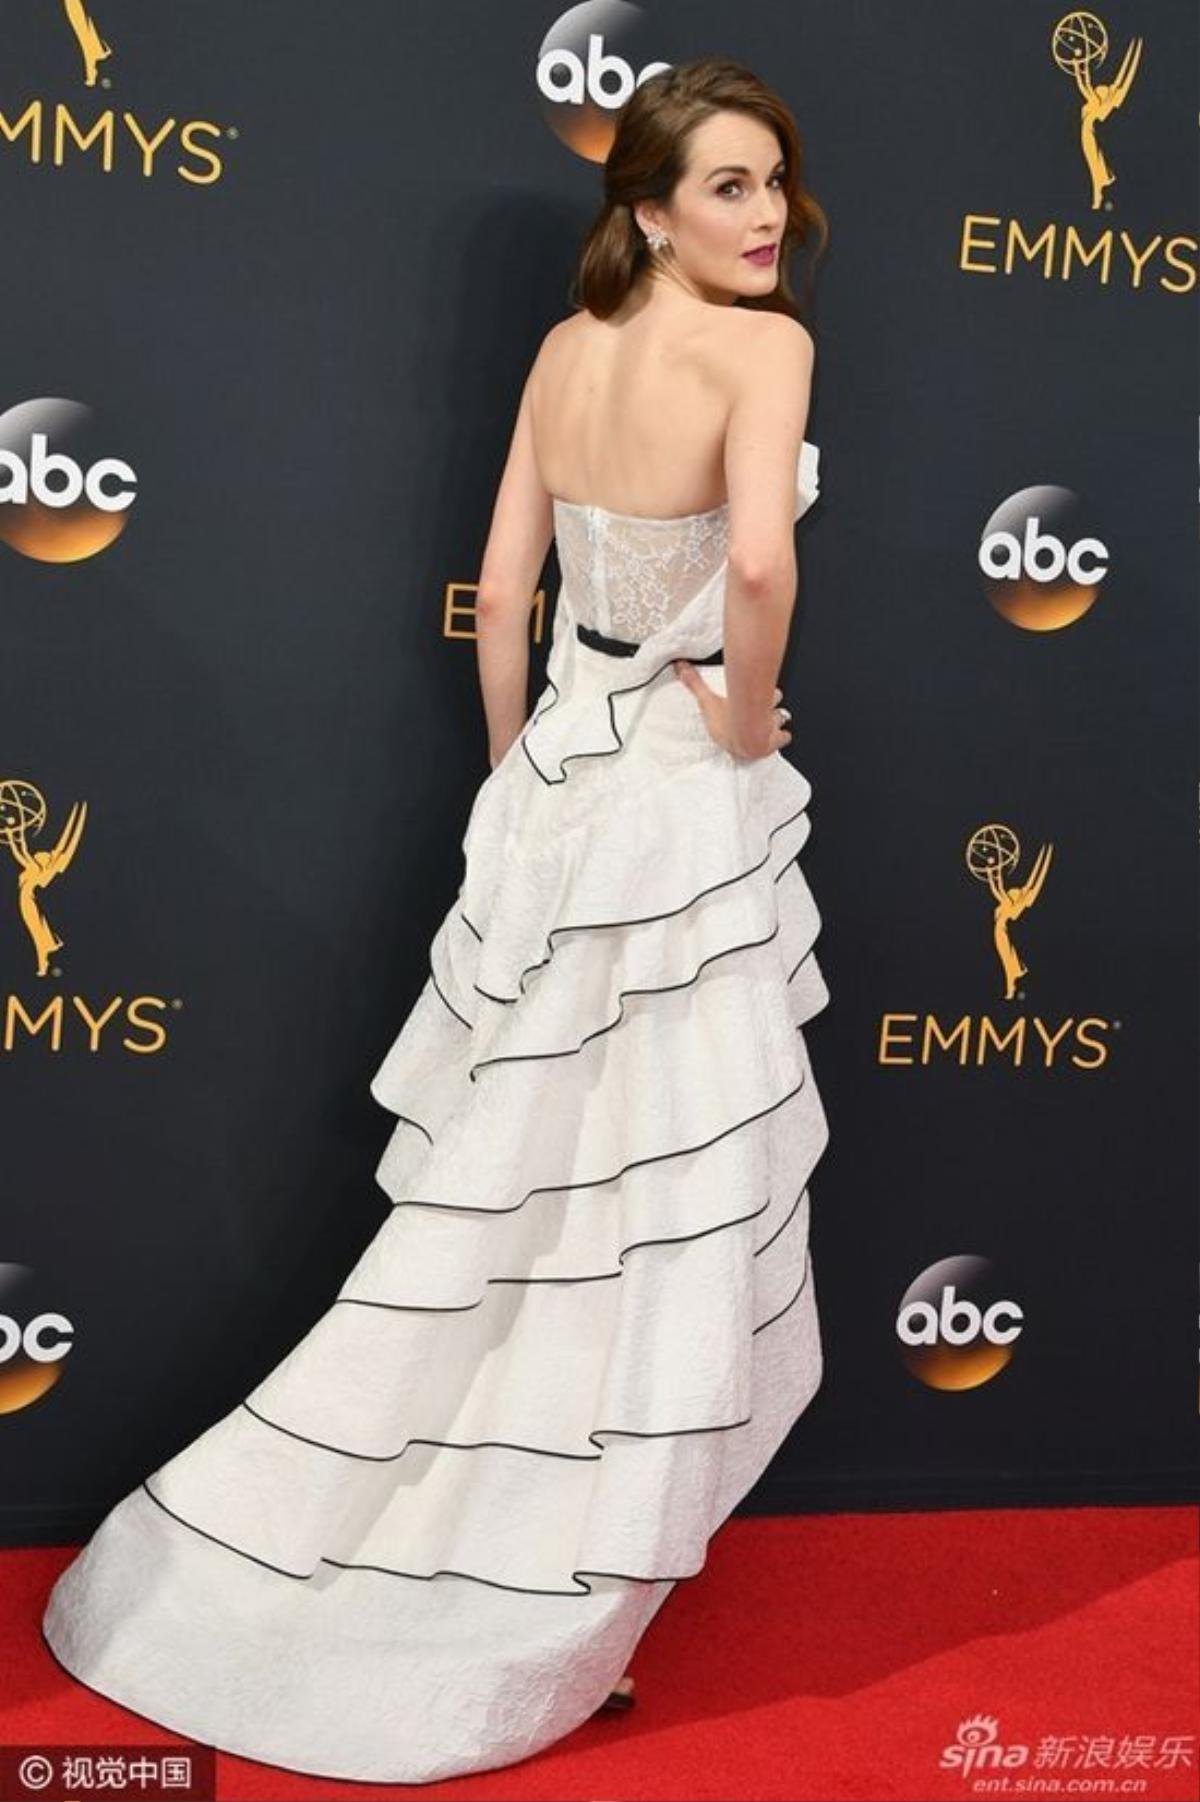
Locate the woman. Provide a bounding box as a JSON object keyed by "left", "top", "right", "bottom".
{"left": 42, "top": 55, "right": 831, "bottom": 1785}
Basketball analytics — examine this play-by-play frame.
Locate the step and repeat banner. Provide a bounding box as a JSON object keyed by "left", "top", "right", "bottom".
{"left": 1, "top": 1, "right": 1196, "bottom": 1543}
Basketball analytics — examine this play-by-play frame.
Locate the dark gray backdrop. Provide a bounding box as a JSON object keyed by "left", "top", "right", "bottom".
{"left": 2, "top": 0, "right": 1196, "bottom": 1544}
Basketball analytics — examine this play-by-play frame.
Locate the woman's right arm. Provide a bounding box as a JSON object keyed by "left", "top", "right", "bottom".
{"left": 720, "top": 313, "right": 814, "bottom": 760}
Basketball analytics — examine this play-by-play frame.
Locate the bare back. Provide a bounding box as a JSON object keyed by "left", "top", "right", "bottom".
{"left": 528, "top": 302, "right": 756, "bottom": 519}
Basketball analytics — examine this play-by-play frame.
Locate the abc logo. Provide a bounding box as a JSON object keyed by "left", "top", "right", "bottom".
{"left": 0, "top": 1313, "right": 73, "bottom": 1362}
{"left": 978, "top": 483, "right": 1108, "bottom": 631}
{"left": 0, "top": 1264, "right": 73, "bottom": 1416}
{"left": 896, "top": 1255, "right": 1023, "bottom": 1390}
{"left": 536, "top": 1, "right": 670, "bottom": 159}
{"left": 0, "top": 397, "right": 137, "bottom": 563}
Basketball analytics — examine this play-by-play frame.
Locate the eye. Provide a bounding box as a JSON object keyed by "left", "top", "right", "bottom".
{"left": 716, "top": 171, "right": 786, "bottom": 198}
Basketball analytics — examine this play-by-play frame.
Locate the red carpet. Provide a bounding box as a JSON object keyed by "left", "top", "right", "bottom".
{"left": 5, "top": 1505, "right": 1197, "bottom": 1800}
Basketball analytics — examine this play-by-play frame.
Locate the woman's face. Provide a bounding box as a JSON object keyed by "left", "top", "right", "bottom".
{"left": 637, "top": 110, "right": 789, "bottom": 306}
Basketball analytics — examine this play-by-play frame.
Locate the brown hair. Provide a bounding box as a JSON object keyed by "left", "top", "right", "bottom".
{"left": 568, "top": 56, "right": 828, "bottom": 323}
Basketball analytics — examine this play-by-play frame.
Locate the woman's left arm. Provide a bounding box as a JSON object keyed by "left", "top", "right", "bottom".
{"left": 475, "top": 354, "right": 554, "bottom": 769}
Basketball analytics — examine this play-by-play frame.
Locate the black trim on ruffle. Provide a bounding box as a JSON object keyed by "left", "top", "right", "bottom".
{"left": 389, "top": 1061, "right": 809, "bottom": 1218}
{"left": 397, "top": 1111, "right": 434, "bottom": 1146}
{"left": 465, "top": 921, "right": 784, "bottom": 1079}
{"left": 786, "top": 946, "right": 812, "bottom": 985}
{"left": 519, "top": 645, "right": 736, "bottom": 786}
{"left": 428, "top": 961, "right": 473, "bottom": 1029}
{"left": 138, "top": 1465, "right": 737, "bottom": 1595}
{"left": 338, "top": 1184, "right": 805, "bottom": 1314}
{"left": 460, "top": 844, "right": 789, "bottom": 960}
{"left": 462, "top": 798, "right": 811, "bottom": 1007}
{"left": 378, "top": 959, "right": 818, "bottom": 1168}
{"left": 753, "top": 1185, "right": 805, "bottom": 1257}
{"left": 135, "top": 1251, "right": 812, "bottom": 1595}
{"left": 241, "top": 1252, "right": 805, "bottom": 1459}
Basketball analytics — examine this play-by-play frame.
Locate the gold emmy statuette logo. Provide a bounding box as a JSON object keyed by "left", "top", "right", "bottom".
{"left": 1051, "top": 11, "right": 1142, "bottom": 210}
{"left": 59, "top": 0, "right": 113, "bottom": 87}
{"left": 956, "top": 14, "right": 1190, "bottom": 295}
{"left": 876, "top": 823, "right": 1110, "bottom": 1070}
{"left": 965, "top": 822, "right": 1053, "bottom": 1001}
{"left": 0, "top": 778, "right": 87, "bottom": 977}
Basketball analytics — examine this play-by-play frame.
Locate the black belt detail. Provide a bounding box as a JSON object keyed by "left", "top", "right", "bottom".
{"left": 575, "top": 621, "right": 723, "bottom": 665}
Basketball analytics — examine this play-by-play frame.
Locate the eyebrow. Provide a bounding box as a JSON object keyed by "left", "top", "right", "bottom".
{"left": 703, "top": 159, "right": 786, "bottom": 180}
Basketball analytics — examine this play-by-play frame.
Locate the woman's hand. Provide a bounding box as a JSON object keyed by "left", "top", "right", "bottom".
{"left": 673, "top": 661, "right": 792, "bottom": 761}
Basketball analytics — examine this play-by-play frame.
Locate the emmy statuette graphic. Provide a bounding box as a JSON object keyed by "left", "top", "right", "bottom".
{"left": 966, "top": 822, "right": 1054, "bottom": 1001}
{"left": 0, "top": 778, "right": 88, "bottom": 977}
{"left": 1051, "top": 11, "right": 1142, "bottom": 211}
{"left": 59, "top": 0, "right": 112, "bottom": 87}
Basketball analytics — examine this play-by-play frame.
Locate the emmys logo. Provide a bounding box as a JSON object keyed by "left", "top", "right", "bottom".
{"left": 1052, "top": 11, "right": 1141, "bottom": 212}
{"left": 0, "top": 1264, "right": 74, "bottom": 1417}
{"left": 1, "top": 779, "right": 87, "bottom": 979}
{"left": 877, "top": 824, "right": 1117, "bottom": 1070}
{"left": 0, "top": 776, "right": 178, "bottom": 1053}
{"left": 979, "top": 485, "right": 1108, "bottom": 631}
{"left": 965, "top": 822, "right": 1052, "bottom": 1002}
{"left": 938, "top": 1712, "right": 1030, "bottom": 1773}
{"left": 536, "top": 0, "right": 669, "bottom": 160}
{"left": 957, "top": 11, "right": 1195, "bottom": 295}
{"left": 0, "top": 399, "right": 136, "bottom": 563}
{"left": 1, "top": 5, "right": 230, "bottom": 182}
{"left": 897, "top": 1259, "right": 1023, "bottom": 1391}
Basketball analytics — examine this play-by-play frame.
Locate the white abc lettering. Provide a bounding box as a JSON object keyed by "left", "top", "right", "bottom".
{"left": 980, "top": 1300, "right": 1023, "bottom": 1344}
{"left": 940, "top": 1285, "right": 986, "bottom": 1345}
{"left": 0, "top": 1310, "right": 74, "bottom": 1362}
{"left": 979, "top": 518, "right": 1108, "bottom": 584}
{"left": 0, "top": 431, "right": 137, "bottom": 513}
{"left": 896, "top": 1299, "right": 940, "bottom": 1345}
{"left": 536, "top": 34, "right": 670, "bottom": 108}
{"left": 1063, "top": 536, "right": 1107, "bottom": 582}
{"left": 896, "top": 1285, "right": 1024, "bottom": 1346}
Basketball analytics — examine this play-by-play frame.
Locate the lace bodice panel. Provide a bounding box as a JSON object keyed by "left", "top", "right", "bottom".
{"left": 552, "top": 501, "right": 731, "bottom": 642}
{"left": 524, "top": 443, "right": 820, "bottom": 784}
{"left": 549, "top": 441, "right": 820, "bottom": 647}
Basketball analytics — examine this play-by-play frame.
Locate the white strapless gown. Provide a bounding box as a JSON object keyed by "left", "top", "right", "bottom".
{"left": 42, "top": 441, "right": 831, "bottom": 1784}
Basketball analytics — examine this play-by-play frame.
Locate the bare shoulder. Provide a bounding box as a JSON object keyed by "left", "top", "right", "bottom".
{"left": 537, "top": 307, "right": 592, "bottom": 362}
{"left": 548, "top": 306, "right": 592, "bottom": 339}
{"left": 526, "top": 308, "right": 591, "bottom": 395}
{"left": 713, "top": 308, "right": 814, "bottom": 388}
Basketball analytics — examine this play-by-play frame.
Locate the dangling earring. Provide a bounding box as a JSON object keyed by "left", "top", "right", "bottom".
{"left": 644, "top": 225, "right": 670, "bottom": 252}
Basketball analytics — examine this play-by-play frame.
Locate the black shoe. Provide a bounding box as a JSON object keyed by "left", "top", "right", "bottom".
{"left": 596, "top": 1676, "right": 636, "bottom": 1713}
